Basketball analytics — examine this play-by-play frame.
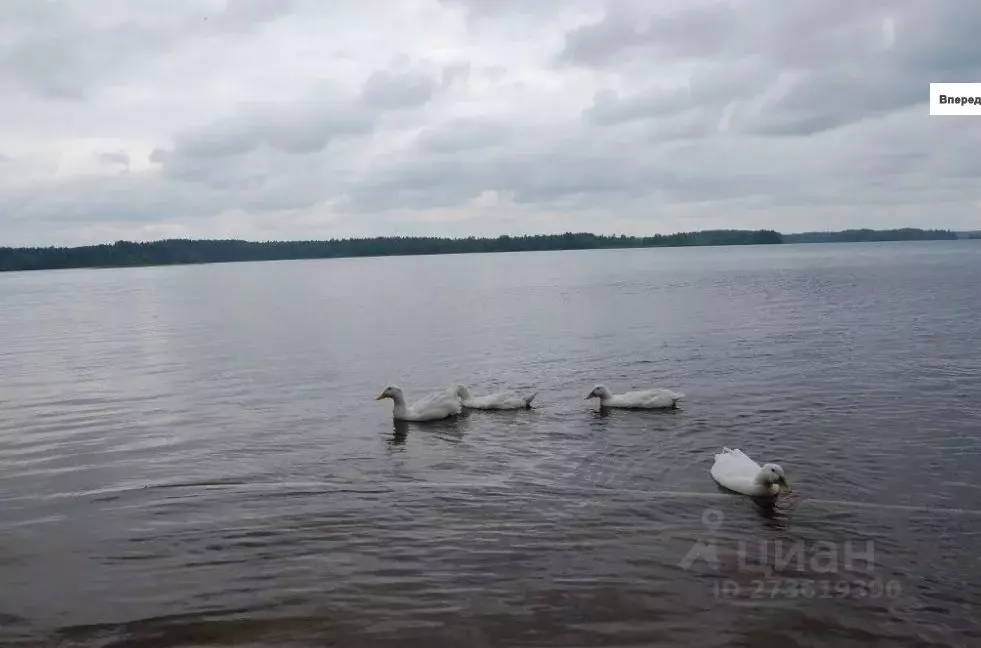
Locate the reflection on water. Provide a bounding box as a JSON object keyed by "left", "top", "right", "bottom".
{"left": 391, "top": 420, "right": 410, "bottom": 443}
{"left": 1, "top": 241, "right": 981, "bottom": 646}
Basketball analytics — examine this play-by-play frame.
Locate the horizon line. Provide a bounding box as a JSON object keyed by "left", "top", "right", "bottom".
{"left": 2, "top": 225, "right": 973, "bottom": 250}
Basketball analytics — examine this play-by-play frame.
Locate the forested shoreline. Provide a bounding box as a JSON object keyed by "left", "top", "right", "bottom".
{"left": 783, "top": 228, "right": 961, "bottom": 243}
{"left": 1, "top": 229, "right": 780, "bottom": 272}
{"left": 0, "top": 228, "right": 970, "bottom": 272}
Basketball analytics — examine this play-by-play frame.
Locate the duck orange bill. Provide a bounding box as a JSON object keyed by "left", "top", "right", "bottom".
{"left": 584, "top": 393, "right": 593, "bottom": 399}
{"left": 375, "top": 393, "right": 386, "bottom": 400}
{"left": 781, "top": 481, "right": 792, "bottom": 493}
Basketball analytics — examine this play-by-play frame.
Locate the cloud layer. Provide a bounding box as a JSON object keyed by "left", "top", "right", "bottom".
{"left": 1, "top": 0, "right": 979, "bottom": 246}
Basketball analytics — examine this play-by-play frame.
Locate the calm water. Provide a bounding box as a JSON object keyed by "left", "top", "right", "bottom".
{"left": 1, "top": 241, "right": 980, "bottom": 647}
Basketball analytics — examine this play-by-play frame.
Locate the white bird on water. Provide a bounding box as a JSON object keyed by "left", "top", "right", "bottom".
{"left": 710, "top": 447, "right": 791, "bottom": 498}
{"left": 451, "top": 384, "right": 538, "bottom": 410}
{"left": 375, "top": 385, "right": 462, "bottom": 422}
{"left": 584, "top": 384, "right": 685, "bottom": 409}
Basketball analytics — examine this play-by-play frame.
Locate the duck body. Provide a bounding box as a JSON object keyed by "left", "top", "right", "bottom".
{"left": 585, "top": 384, "right": 684, "bottom": 409}
{"left": 376, "top": 385, "right": 463, "bottom": 422}
{"left": 453, "top": 385, "right": 537, "bottom": 410}
{"left": 710, "top": 447, "right": 791, "bottom": 498}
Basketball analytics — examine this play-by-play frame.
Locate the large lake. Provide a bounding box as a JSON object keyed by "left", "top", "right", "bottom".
{"left": 1, "top": 241, "right": 980, "bottom": 647}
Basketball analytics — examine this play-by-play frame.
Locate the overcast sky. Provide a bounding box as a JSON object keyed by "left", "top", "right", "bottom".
{"left": 1, "top": 0, "right": 979, "bottom": 246}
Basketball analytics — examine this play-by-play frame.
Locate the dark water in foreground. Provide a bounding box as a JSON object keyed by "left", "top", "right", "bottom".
{"left": 1, "top": 241, "right": 980, "bottom": 647}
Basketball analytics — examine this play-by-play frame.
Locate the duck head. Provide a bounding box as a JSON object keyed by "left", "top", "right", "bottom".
{"left": 375, "top": 385, "right": 403, "bottom": 401}
{"left": 759, "top": 463, "right": 791, "bottom": 493}
{"left": 585, "top": 385, "right": 611, "bottom": 400}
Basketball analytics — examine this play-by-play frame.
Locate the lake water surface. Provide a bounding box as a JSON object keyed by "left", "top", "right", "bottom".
{"left": 1, "top": 241, "right": 980, "bottom": 647}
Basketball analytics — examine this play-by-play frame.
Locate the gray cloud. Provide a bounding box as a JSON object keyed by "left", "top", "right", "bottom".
{"left": 157, "top": 66, "right": 452, "bottom": 168}
{"left": 360, "top": 70, "right": 438, "bottom": 110}
{"left": 438, "top": 0, "right": 583, "bottom": 22}
{"left": 414, "top": 117, "right": 513, "bottom": 153}
{"left": 560, "top": 2, "right": 737, "bottom": 66}
{"left": 97, "top": 151, "right": 130, "bottom": 168}
{"left": 1, "top": 0, "right": 980, "bottom": 246}
{"left": 562, "top": 0, "right": 981, "bottom": 138}
{"left": 0, "top": 0, "right": 300, "bottom": 100}
{"left": 164, "top": 100, "right": 374, "bottom": 162}
{"left": 583, "top": 58, "right": 770, "bottom": 128}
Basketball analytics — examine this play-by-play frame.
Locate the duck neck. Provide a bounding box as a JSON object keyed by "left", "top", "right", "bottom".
{"left": 391, "top": 394, "right": 408, "bottom": 419}
{"left": 754, "top": 476, "right": 778, "bottom": 495}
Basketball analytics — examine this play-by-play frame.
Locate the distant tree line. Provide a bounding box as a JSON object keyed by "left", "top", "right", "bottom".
{"left": 0, "top": 227, "right": 972, "bottom": 273}
{"left": 0, "top": 229, "right": 783, "bottom": 272}
{"left": 782, "top": 228, "right": 960, "bottom": 244}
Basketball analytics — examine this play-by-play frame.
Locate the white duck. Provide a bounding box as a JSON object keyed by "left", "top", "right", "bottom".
{"left": 710, "top": 447, "right": 791, "bottom": 498}
{"left": 375, "top": 385, "right": 463, "bottom": 422}
{"left": 585, "top": 384, "right": 684, "bottom": 409}
{"left": 452, "top": 384, "right": 537, "bottom": 410}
